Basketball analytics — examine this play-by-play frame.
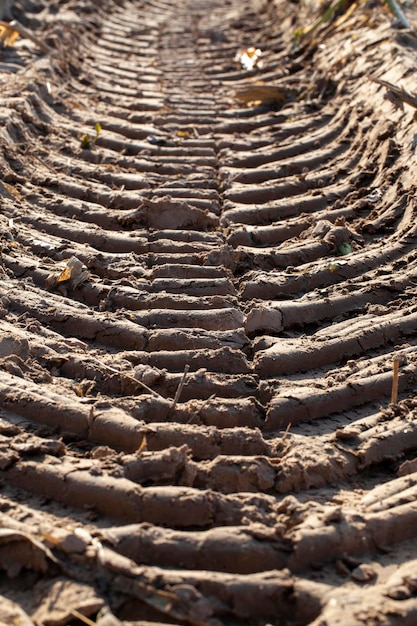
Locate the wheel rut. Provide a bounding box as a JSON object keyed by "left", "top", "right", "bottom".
{"left": 1, "top": 0, "right": 417, "bottom": 624}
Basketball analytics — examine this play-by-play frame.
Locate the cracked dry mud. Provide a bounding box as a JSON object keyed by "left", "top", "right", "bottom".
{"left": 2, "top": 0, "right": 417, "bottom": 624}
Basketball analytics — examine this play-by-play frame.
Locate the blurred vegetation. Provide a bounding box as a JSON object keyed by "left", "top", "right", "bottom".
{"left": 294, "top": 0, "right": 411, "bottom": 45}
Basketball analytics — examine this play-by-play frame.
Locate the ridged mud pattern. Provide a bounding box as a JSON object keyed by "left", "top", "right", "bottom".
{"left": 2, "top": 0, "right": 417, "bottom": 624}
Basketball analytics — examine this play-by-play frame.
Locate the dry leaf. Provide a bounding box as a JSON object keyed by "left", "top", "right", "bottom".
{"left": 176, "top": 129, "right": 193, "bottom": 138}
{"left": 46, "top": 256, "right": 90, "bottom": 291}
{"left": 0, "top": 21, "right": 19, "bottom": 47}
{"left": 234, "top": 84, "right": 291, "bottom": 106}
{"left": 2, "top": 182, "right": 22, "bottom": 199}
{"left": 136, "top": 434, "right": 148, "bottom": 454}
{"left": 57, "top": 264, "right": 72, "bottom": 284}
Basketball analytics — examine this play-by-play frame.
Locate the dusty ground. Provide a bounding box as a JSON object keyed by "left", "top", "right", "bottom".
{"left": 1, "top": 0, "right": 417, "bottom": 623}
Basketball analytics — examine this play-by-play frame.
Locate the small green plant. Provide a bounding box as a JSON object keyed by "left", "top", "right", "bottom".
{"left": 80, "top": 122, "right": 102, "bottom": 150}
{"left": 294, "top": 0, "right": 350, "bottom": 44}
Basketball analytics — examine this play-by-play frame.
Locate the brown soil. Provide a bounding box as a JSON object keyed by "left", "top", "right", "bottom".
{"left": 1, "top": 0, "right": 417, "bottom": 624}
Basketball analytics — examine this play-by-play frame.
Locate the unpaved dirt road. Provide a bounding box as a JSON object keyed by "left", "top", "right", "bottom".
{"left": 1, "top": 0, "right": 417, "bottom": 624}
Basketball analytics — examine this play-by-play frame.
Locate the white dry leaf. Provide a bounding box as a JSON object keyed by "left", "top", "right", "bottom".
{"left": 366, "top": 188, "right": 382, "bottom": 203}
{"left": 235, "top": 46, "right": 263, "bottom": 71}
{"left": 46, "top": 256, "right": 90, "bottom": 290}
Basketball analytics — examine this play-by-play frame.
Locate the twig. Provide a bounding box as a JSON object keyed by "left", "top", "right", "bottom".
{"left": 170, "top": 364, "right": 190, "bottom": 414}
{"left": 68, "top": 609, "right": 96, "bottom": 626}
{"left": 9, "top": 20, "right": 52, "bottom": 54}
{"left": 187, "top": 393, "right": 216, "bottom": 424}
{"left": 91, "top": 358, "right": 168, "bottom": 400}
{"left": 370, "top": 76, "right": 417, "bottom": 110}
{"left": 281, "top": 421, "right": 292, "bottom": 443}
{"left": 391, "top": 358, "right": 400, "bottom": 404}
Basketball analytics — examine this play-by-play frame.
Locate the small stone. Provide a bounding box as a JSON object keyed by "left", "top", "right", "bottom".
{"left": 91, "top": 446, "right": 114, "bottom": 459}
{"left": 386, "top": 584, "right": 410, "bottom": 600}
{"left": 351, "top": 563, "right": 376, "bottom": 582}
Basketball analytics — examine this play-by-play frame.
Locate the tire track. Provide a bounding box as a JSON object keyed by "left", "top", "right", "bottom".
{"left": 1, "top": 0, "right": 417, "bottom": 624}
